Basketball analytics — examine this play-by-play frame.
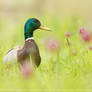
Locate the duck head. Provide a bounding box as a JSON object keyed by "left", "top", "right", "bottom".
{"left": 24, "top": 18, "right": 51, "bottom": 40}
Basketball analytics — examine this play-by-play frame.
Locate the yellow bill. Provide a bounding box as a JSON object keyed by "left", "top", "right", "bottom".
{"left": 39, "top": 25, "right": 51, "bottom": 31}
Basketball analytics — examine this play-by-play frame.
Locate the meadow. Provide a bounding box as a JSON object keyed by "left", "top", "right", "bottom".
{"left": 0, "top": 15, "right": 92, "bottom": 92}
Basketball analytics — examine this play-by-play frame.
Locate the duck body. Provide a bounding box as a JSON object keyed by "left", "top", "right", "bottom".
{"left": 18, "top": 38, "right": 41, "bottom": 67}
{"left": 3, "top": 18, "right": 51, "bottom": 69}
{"left": 3, "top": 38, "right": 41, "bottom": 67}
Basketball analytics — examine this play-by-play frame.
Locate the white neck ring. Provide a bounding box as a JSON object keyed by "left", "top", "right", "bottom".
{"left": 25, "top": 37, "right": 34, "bottom": 41}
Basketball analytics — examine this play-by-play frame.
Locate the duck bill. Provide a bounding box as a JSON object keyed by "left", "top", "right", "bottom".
{"left": 39, "top": 25, "right": 51, "bottom": 31}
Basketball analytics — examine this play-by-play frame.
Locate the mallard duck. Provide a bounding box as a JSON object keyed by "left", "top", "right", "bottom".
{"left": 3, "top": 18, "right": 51, "bottom": 69}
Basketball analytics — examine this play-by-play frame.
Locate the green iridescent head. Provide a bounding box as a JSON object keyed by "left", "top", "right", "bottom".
{"left": 24, "top": 18, "right": 51, "bottom": 40}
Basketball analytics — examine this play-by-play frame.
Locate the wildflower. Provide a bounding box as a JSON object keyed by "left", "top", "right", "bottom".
{"left": 79, "top": 27, "right": 85, "bottom": 34}
{"left": 46, "top": 37, "right": 60, "bottom": 52}
{"left": 65, "top": 32, "right": 71, "bottom": 46}
{"left": 82, "top": 32, "right": 91, "bottom": 42}
{"left": 65, "top": 32, "right": 71, "bottom": 38}
{"left": 21, "top": 63, "right": 31, "bottom": 78}
{"left": 88, "top": 45, "right": 92, "bottom": 50}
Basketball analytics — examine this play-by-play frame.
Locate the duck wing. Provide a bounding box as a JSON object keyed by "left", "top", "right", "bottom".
{"left": 3, "top": 46, "right": 22, "bottom": 64}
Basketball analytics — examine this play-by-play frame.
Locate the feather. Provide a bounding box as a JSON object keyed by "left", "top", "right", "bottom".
{"left": 3, "top": 46, "right": 22, "bottom": 64}
{"left": 17, "top": 39, "right": 41, "bottom": 67}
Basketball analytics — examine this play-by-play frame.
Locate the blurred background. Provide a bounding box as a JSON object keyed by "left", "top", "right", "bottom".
{"left": 0, "top": 0, "right": 92, "bottom": 21}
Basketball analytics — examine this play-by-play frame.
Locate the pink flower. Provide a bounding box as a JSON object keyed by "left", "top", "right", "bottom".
{"left": 65, "top": 32, "right": 71, "bottom": 38}
{"left": 72, "top": 50, "right": 77, "bottom": 55}
{"left": 46, "top": 37, "right": 60, "bottom": 52}
{"left": 23, "top": 66, "right": 31, "bottom": 77}
{"left": 79, "top": 27, "right": 92, "bottom": 42}
{"left": 82, "top": 32, "right": 91, "bottom": 42}
{"left": 79, "top": 27, "right": 85, "bottom": 34}
{"left": 48, "top": 39, "right": 59, "bottom": 51}
{"left": 88, "top": 45, "right": 92, "bottom": 50}
{"left": 21, "top": 63, "right": 31, "bottom": 78}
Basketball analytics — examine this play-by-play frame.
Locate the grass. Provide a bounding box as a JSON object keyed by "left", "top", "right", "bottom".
{"left": 0, "top": 16, "right": 92, "bottom": 92}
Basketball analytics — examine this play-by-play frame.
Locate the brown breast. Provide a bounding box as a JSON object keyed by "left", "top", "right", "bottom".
{"left": 17, "top": 39, "right": 41, "bottom": 67}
